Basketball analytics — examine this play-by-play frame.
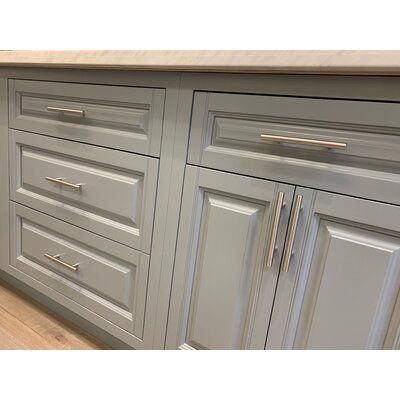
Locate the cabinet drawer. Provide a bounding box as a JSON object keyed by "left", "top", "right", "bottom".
{"left": 10, "top": 130, "right": 158, "bottom": 253}
{"left": 188, "top": 92, "right": 400, "bottom": 204}
{"left": 10, "top": 203, "right": 149, "bottom": 338}
{"left": 9, "top": 79, "right": 165, "bottom": 156}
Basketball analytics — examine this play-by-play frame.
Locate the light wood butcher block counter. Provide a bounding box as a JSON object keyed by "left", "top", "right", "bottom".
{"left": 1, "top": 50, "right": 400, "bottom": 74}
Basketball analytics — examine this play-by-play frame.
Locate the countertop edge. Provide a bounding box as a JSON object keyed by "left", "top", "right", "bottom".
{"left": 3, "top": 51, "right": 400, "bottom": 75}
{"left": 3, "top": 62, "right": 400, "bottom": 76}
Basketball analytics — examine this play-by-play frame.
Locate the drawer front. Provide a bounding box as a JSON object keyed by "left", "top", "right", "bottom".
{"left": 9, "top": 79, "right": 165, "bottom": 156}
{"left": 10, "top": 130, "right": 158, "bottom": 253}
{"left": 188, "top": 92, "right": 400, "bottom": 204}
{"left": 10, "top": 203, "right": 149, "bottom": 338}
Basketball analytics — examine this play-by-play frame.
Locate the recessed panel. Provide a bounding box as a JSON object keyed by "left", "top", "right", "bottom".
{"left": 21, "top": 147, "right": 142, "bottom": 227}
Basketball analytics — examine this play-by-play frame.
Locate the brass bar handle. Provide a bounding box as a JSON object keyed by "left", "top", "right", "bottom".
{"left": 45, "top": 176, "right": 83, "bottom": 190}
{"left": 47, "top": 106, "right": 85, "bottom": 117}
{"left": 265, "top": 191, "right": 285, "bottom": 269}
{"left": 260, "top": 134, "right": 347, "bottom": 150}
{"left": 281, "top": 194, "right": 303, "bottom": 273}
{"left": 45, "top": 253, "right": 79, "bottom": 271}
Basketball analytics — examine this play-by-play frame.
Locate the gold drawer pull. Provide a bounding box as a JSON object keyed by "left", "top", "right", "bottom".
{"left": 45, "top": 176, "right": 83, "bottom": 190}
{"left": 46, "top": 106, "right": 85, "bottom": 117}
{"left": 260, "top": 134, "right": 347, "bottom": 150}
{"left": 265, "top": 191, "right": 285, "bottom": 269}
{"left": 281, "top": 194, "right": 303, "bottom": 273}
{"left": 45, "top": 253, "right": 79, "bottom": 271}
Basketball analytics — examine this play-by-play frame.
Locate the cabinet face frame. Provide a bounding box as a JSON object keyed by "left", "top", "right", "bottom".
{"left": 166, "top": 166, "right": 295, "bottom": 349}
{"left": 0, "top": 79, "right": 9, "bottom": 274}
{"left": 267, "top": 188, "right": 400, "bottom": 350}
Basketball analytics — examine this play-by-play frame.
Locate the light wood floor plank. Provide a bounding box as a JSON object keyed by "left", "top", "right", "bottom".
{"left": 0, "top": 279, "right": 110, "bottom": 350}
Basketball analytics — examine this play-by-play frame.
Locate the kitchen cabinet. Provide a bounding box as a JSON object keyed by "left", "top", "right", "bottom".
{"left": 168, "top": 181, "right": 400, "bottom": 350}
{"left": 1, "top": 60, "right": 400, "bottom": 349}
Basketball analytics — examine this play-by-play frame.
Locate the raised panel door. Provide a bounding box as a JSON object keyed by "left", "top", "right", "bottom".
{"left": 267, "top": 189, "right": 400, "bottom": 349}
{"left": 166, "top": 166, "right": 294, "bottom": 349}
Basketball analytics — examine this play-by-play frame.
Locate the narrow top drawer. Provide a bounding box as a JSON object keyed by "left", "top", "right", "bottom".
{"left": 9, "top": 79, "right": 165, "bottom": 156}
{"left": 188, "top": 91, "right": 400, "bottom": 204}
{"left": 189, "top": 92, "right": 400, "bottom": 166}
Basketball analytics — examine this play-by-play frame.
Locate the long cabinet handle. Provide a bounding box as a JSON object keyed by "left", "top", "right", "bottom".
{"left": 260, "top": 134, "right": 347, "bottom": 150}
{"left": 281, "top": 194, "right": 303, "bottom": 273}
{"left": 44, "top": 253, "right": 79, "bottom": 271}
{"left": 45, "top": 176, "right": 83, "bottom": 190}
{"left": 47, "top": 106, "right": 85, "bottom": 117}
{"left": 265, "top": 191, "right": 285, "bottom": 269}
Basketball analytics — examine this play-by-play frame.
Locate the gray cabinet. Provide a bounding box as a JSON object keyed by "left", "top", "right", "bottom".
{"left": 2, "top": 76, "right": 168, "bottom": 348}
{"left": 172, "top": 86, "right": 400, "bottom": 350}
{"left": 2, "top": 70, "right": 400, "bottom": 350}
{"left": 167, "top": 168, "right": 400, "bottom": 350}
{"left": 166, "top": 166, "right": 294, "bottom": 349}
{"left": 267, "top": 189, "right": 400, "bottom": 349}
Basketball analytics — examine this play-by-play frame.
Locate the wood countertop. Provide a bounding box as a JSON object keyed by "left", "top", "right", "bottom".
{"left": 1, "top": 51, "right": 400, "bottom": 75}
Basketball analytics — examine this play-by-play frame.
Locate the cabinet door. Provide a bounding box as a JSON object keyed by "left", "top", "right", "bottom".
{"left": 267, "top": 189, "right": 400, "bottom": 349}
{"left": 166, "top": 166, "right": 294, "bottom": 349}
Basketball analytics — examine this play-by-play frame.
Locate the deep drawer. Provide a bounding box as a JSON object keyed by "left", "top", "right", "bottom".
{"left": 188, "top": 92, "right": 400, "bottom": 204}
{"left": 10, "top": 203, "right": 149, "bottom": 338}
{"left": 10, "top": 130, "right": 158, "bottom": 253}
{"left": 9, "top": 79, "right": 165, "bottom": 156}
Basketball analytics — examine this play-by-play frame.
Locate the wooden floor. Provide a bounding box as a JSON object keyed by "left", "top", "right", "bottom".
{"left": 0, "top": 280, "right": 110, "bottom": 350}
